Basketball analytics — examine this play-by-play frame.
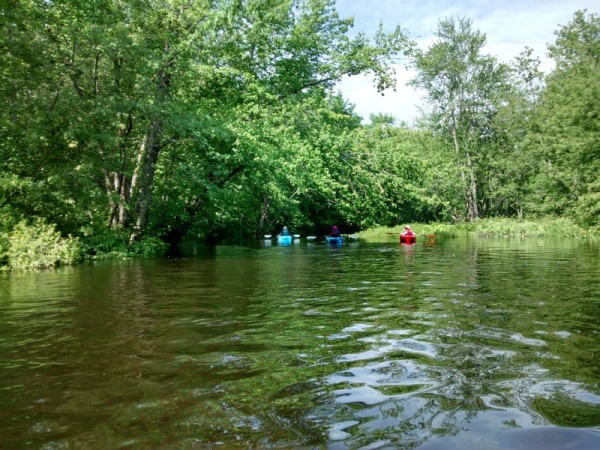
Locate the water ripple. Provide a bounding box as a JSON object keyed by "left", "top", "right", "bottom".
{"left": 1, "top": 240, "right": 599, "bottom": 449}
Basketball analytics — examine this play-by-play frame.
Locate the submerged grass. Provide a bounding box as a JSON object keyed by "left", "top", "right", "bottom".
{"left": 359, "top": 217, "right": 598, "bottom": 242}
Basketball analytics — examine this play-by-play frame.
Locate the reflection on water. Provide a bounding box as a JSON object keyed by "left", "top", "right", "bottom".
{"left": 0, "top": 238, "right": 599, "bottom": 448}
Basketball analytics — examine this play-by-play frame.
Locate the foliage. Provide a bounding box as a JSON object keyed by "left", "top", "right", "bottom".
{"left": 6, "top": 220, "right": 81, "bottom": 271}
{"left": 333, "top": 124, "right": 448, "bottom": 228}
{"left": 0, "top": 232, "right": 8, "bottom": 269}
{"left": 472, "top": 217, "right": 592, "bottom": 238}
{"left": 525, "top": 10, "right": 600, "bottom": 229}
{"left": 358, "top": 222, "right": 473, "bottom": 241}
{"left": 78, "top": 224, "right": 167, "bottom": 259}
{"left": 485, "top": 48, "right": 544, "bottom": 219}
{"left": 360, "top": 217, "right": 597, "bottom": 242}
{"left": 409, "top": 16, "right": 512, "bottom": 221}
{"left": 1, "top": 0, "right": 411, "bottom": 249}
{"left": 127, "top": 236, "right": 168, "bottom": 257}
{"left": 1, "top": 3, "right": 598, "bottom": 269}
{"left": 413, "top": 129, "right": 463, "bottom": 221}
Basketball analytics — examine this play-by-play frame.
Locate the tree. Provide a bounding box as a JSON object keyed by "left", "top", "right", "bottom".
{"left": 483, "top": 47, "right": 544, "bottom": 219}
{"left": 324, "top": 123, "right": 447, "bottom": 228}
{"left": 1, "top": 0, "right": 412, "bottom": 250}
{"left": 409, "top": 16, "right": 510, "bottom": 221}
{"left": 526, "top": 10, "right": 600, "bottom": 228}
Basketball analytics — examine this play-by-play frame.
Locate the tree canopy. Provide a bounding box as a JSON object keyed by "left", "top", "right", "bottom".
{"left": 1, "top": 3, "right": 598, "bottom": 268}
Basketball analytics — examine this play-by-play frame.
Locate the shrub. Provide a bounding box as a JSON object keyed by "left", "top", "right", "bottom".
{"left": 358, "top": 217, "right": 598, "bottom": 242}
{"left": 78, "top": 225, "right": 168, "bottom": 259}
{"left": 473, "top": 217, "right": 590, "bottom": 238}
{"left": 0, "top": 232, "right": 8, "bottom": 270}
{"left": 7, "top": 220, "right": 82, "bottom": 271}
{"left": 128, "top": 236, "right": 168, "bottom": 257}
{"left": 79, "top": 226, "right": 130, "bottom": 259}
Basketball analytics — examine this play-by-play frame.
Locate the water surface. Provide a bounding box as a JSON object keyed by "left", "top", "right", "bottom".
{"left": 1, "top": 238, "right": 599, "bottom": 449}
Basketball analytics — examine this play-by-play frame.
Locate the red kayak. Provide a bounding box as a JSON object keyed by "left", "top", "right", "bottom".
{"left": 400, "top": 235, "right": 416, "bottom": 244}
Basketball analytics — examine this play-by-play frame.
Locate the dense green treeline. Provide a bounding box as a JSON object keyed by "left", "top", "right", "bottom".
{"left": 0, "top": 1, "right": 598, "bottom": 269}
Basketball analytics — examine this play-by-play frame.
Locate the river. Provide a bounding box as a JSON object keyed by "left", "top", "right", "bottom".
{"left": 1, "top": 237, "right": 599, "bottom": 449}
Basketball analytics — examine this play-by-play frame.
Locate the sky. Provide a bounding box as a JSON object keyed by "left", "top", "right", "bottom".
{"left": 334, "top": 0, "right": 599, "bottom": 124}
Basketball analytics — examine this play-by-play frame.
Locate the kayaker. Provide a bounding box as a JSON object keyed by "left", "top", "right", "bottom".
{"left": 401, "top": 226, "right": 415, "bottom": 237}
{"left": 329, "top": 225, "right": 341, "bottom": 237}
{"left": 278, "top": 226, "right": 291, "bottom": 237}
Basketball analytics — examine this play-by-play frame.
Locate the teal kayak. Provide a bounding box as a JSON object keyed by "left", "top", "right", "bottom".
{"left": 278, "top": 235, "right": 292, "bottom": 245}
{"left": 326, "top": 236, "right": 343, "bottom": 244}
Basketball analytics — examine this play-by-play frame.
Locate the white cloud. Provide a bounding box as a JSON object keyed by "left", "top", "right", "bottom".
{"left": 334, "top": 0, "right": 599, "bottom": 123}
{"left": 337, "top": 68, "right": 424, "bottom": 126}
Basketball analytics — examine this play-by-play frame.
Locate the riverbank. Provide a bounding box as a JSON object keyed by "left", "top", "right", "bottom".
{"left": 358, "top": 217, "right": 599, "bottom": 242}
{"left": 2, "top": 217, "right": 597, "bottom": 272}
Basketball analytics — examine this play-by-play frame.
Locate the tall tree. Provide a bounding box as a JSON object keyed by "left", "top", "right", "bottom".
{"left": 526, "top": 10, "right": 600, "bottom": 228}
{"left": 489, "top": 48, "right": 544, "bottom": 219}
{"left": 409, "top": 16, "right": 510, "bottom": 221}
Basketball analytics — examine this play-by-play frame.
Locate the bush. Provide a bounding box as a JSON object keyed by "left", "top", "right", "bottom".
{"left": 473, "top": 217, "right": 591, "bottom": 238}
{"left": 79, "top": 226, "right": 130, "bottom": 259}
{"left": 79, "top": 226, "right": 168, "bottom": 259}
{"left": 358, "top": 217, "right": 598, "bottom": 242}
{"left": 357, "top": 223, "right": 469, "bottom": 241}
{"left": 7, "top": 220, "right": 82, "bottom": 271}
{"left": 0, "top": 232, "right": 8, "bottom": 270}
{"left": 128, "top": 236, "right": 168, "bottom": 257}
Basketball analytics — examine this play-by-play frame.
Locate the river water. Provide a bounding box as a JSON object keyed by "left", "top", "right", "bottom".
{"left": 1, "top": 237, "right": 599, "bottom": 449}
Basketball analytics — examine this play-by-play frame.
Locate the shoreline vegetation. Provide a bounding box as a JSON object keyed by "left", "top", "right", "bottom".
{"left": 1, "top": 217, "right": 598, "bottom": 272}
{"left": 358, "top": 218, "right": 599, "bottom": 242}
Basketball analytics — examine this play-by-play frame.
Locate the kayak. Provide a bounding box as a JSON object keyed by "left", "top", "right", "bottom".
{"left": 278, "top": 235, "right": 292, "bottom": 245}
{"left": 400, "top": 235, "right": 416, "bottom": 244}
{"left": 326, "top": 236, "right": 344, "bottom": 244}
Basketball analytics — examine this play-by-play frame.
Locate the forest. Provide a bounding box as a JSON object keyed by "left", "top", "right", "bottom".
{"left": 1, "top": 1, "right": 598, "bottom": 270}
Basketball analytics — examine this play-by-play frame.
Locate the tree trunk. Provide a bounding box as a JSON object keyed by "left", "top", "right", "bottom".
{"left": 451, "top": 111, "right": 479, "bottom": 222}
{"left": 257, "top": 196, "right": 269, "bottom": 236}
{"left": 162, "top": 165, "right": 246, "bottom": 247}
{"left": 101, "top": 110, "right": 134, "bottom": 230}
{"left": 130, "top": 120, "right": 161, "bottom": 242}
{"left": 451, "top": 120, "right": 469, "bottom": 220}
{"left": 161, "top": 197, "right": 203, "bottom": 248}
{"left": 465, "top": 149, "right": 479, "bottom": 221}
{"left": 129, "top": 62, "right": 171, "bottom": 242}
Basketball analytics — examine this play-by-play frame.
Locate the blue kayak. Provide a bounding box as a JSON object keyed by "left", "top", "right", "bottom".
{"left": 326, "top": 236, "right": 344, "bottom": 244}
{"left": 277, "top": 235, "right": 292, "bottom": 245}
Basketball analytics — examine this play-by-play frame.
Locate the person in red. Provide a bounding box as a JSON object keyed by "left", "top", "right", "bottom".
{"left": 400, "top": 225, "right": 416, "bottom": 243}
{"left": 329, "top": 225, "right": 341, "bottom": 237}
{"left": 401, "top": 225, "right": 415, "bottom": 237}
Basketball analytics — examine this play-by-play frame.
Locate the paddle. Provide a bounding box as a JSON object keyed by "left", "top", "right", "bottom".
{"left": 307, "top": 236, "right": 316, "bottom": 240}
{"left": 293, "top": 234, "right": 301, "bottom": 238}
{"left": 264, "top": 234, "right": 272, "bottom": 239}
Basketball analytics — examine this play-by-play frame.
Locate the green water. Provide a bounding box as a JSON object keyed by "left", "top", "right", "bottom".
{"left": 1, "top": 238, "right": 599, "bottom": 449}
